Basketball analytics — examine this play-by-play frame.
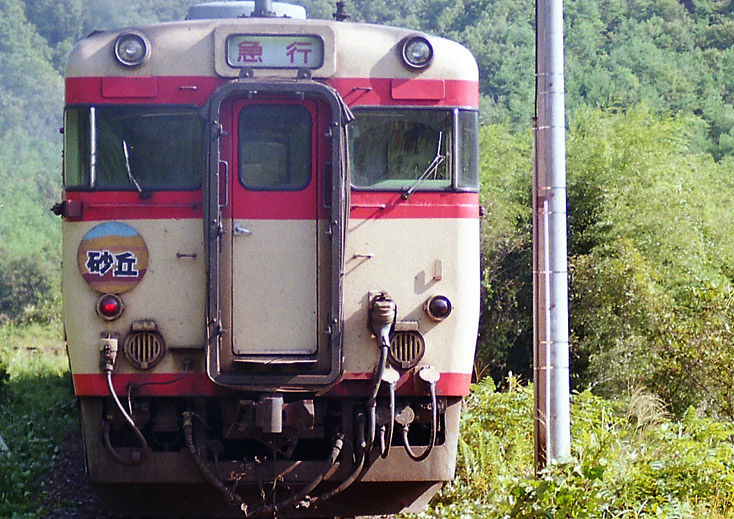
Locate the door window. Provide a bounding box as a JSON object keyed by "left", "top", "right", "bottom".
{"left": 238, "top": 104, "right": 312, "bottom": 190}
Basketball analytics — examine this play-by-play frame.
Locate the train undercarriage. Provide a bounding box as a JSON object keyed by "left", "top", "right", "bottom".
{"left": 79, "top": 394, "right": 461, "bottom": 518}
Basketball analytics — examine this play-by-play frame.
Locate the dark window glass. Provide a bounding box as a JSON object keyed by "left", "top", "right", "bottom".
{"left": 349, "top": 109, "right": 452, "bottom": 190}
{"left": 64, "top": 106, "right": 205, "bottom": 191}
{"left": 64, "top": 109, "right": 87, "bottom": 188}
{"left": 238, "top": 104, "right": 312, "bottom": 191}
{"left": 458, "top": 111, "right": 480, "bottom": 190}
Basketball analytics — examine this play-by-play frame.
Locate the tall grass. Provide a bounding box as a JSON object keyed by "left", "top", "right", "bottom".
{"left": 0, "top": 323, "right": 76, "bottom": 518}
{"left": 423, "top": 377, "right": 734, "bottom": 518}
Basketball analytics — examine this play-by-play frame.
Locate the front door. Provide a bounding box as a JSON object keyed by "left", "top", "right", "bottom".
{"left": 207, "top": 81, "right": 345, "bottom": 388}
{"left": 223, "top": 99, "right": 324, "bottom": 359}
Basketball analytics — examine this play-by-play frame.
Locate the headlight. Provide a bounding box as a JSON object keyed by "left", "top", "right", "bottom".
{"left": 114, "top": 31, "right": 150, "bottom": 67}
{"left": 400, "top": 35, "right": 433, "bottom": 70}
{"left": 424, "top": 295, "right": 452, "bottom": 321}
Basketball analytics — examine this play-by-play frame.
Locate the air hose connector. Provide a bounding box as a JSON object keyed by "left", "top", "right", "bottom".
{"left": 369, "top": 293, "right": 396, "bottom": 348}
{"left": 99, "top": 334, "right": 119, "bottom": 373}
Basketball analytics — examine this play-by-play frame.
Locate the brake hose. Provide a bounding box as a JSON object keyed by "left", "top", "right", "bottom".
{"left": 366, "top": 294, "right": 396, "bottom": 452}
{"left": 366, "top": 343, "right": 389, "bottom": 451}
{"left": 307, "top": 410, "right": 367, "bottom": 508}
{"left": 183, "top": 412, "right": 245, "bottom": 511}
{"left": 401, "top": 371, "right": 438, "bottom": 462}
{"left": 379, "top": 369, "right": 398, "bottom": 458}
{"left": 308, "top": 449, "right": 366, "bottom": 507}
{"left": 248, "top": 434, "right": 345, "bottom": 517}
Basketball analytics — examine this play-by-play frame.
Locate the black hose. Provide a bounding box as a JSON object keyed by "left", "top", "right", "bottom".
{"left": 379, "top": 380, "right": 396, "bottom": 459}
{"left": 366, "top": 344, "right": 389, "bottom": 451}
{"left": 308, "top": 449, "right": 365, "bottom": 507}
{"left": 401, "top": 382, "right": 437, "bottom": 462}
{"left": 248, "top": 434, "right": 345, "bottom": 517}
{"left": 307, "top": 411, "right": 368, "bottom": 508}
{"left": 182, "top": 412, "right": 245, "bottom": 511}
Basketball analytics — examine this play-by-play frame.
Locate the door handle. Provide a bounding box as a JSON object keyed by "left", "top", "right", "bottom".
{"left": 234, "top": 225, "right": 252, "bottom": 236}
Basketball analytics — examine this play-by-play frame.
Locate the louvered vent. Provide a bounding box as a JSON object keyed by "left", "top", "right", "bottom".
{"left": 123, "top": 331, "right": 166, "bottom": 370}
{"left": 389, "top": 331, "right": 425, "bottom": 369}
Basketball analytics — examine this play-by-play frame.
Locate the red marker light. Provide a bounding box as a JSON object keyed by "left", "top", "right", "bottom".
{"left": 97, "top": 294, "right": 124, "bottom": 320}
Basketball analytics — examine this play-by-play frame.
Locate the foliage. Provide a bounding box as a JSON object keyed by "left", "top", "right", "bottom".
{"left": 474, "top": 125, "right": 533, "bottom": 380}
{"left": 0, "top": 129, "right": 61, "bottom": 324}
{"left": 0, "top": 324, "right": 76, "bottom": 518}
{"left": 0, "top": 0, "right": 63, "bottom": 141}
{"left": 566, "top": 106, "right": 734, "bottom": 417}
{"left": 476, "top": 106, "right": 734, "bottom": 418}
{"left": 423, "top": 377, "right": 734, "bottom": 518}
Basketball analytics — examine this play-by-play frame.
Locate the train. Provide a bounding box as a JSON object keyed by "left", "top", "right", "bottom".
{"left": 57, "top": 1, "right": 480, "bottom": 516}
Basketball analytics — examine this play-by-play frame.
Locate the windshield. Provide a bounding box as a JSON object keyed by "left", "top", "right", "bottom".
{"left": 64, "top": 106, "right": 205, "bottom": 191}
{"left": 349, "top": 109, "right": 452, "bottom": 190}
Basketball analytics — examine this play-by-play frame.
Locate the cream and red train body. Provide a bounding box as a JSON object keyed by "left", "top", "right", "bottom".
{"left": 59, "top": 2, "right": 479, "bottom": 517}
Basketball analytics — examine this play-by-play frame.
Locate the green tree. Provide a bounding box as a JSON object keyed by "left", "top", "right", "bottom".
{"left": 476, "top": 106, "right": 734, "bottom": 416}
{"left": 0, "top": 129, "right": 61, "bottom": 323}
{"left": 23, "top": 0, "right": 84, "bottom": 70}
{"left": 567, "top": 106, "right": 734, "bottom": 416}
{"left": 0, "top": 0, "right": 62, "bottom": 139}
{"left": 475, "top": 124, "right": 533, "bottom": 380}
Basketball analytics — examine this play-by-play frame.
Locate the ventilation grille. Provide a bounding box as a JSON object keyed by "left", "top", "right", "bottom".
{"left": 123, "top": 331, "right": 166, "bottom": 370}
{"left": 389, "top": 331, "right": 425, "bottom": 369}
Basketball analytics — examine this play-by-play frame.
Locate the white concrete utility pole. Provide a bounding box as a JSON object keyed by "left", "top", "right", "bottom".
{"left": 533, "top": 0, "right": 571, "bottom": 470}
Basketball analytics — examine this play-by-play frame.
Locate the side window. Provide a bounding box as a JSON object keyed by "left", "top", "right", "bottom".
{"left": 64, "top": 109, "right": 89, "bottom": 188}
{"left": 349, "top": 109, "right": 452, "bottom": 190}
{"left": 238, "top": 104, "right": 312, "bottom": 191}
{"left": 458, "top": 111, "right": 480, "bottom": 190}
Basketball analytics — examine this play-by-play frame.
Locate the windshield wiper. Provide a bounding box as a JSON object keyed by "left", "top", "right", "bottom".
{"left": 402, "top": 131, "right": 446, "bottom": 200}
{"left": 122, "top": 140, "right": 144, "bottom": 195}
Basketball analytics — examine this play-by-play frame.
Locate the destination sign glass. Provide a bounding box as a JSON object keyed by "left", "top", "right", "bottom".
{"left": 226, "top": 35, "right": 324, "bottom": 69}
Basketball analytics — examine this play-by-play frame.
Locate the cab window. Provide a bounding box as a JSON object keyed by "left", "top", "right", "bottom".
{"left": 349, "top": 108, "right": 480, "bottom": 193}
{"left": 64, "top": 106, "right": 205, "bottom": 191}
{"left": 349, "top": 109, "right": 452, "bottom": 190}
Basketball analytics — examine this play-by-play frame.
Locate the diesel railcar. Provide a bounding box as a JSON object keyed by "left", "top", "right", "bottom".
{"left": 57, "top": 1, "right": 480, "bottom": 516}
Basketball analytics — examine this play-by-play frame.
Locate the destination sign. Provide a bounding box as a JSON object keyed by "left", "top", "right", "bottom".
{"left": 226, "top": 35, "right": 324, "bottom": 69}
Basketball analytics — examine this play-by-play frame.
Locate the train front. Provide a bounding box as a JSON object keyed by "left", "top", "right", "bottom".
{"left": 59, "top": 2, "right": 480, "bottom": 517}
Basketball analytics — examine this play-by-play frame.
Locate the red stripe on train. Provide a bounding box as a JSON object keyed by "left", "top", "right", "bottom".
{"left": 329, "top": 78, "right": 479, "bottom": 108}
{"left": 72, "top": 372, "right": 472, "bottom": 397}
{"left": 64, "top": 191, "right": 203, "bottom": 221}
{"left": 65, "top": 77, "right": 479, "bottom": 108}
{"left": 63, "top": 191, "right": 479, "bottom": 221}
{"left": 66, "top": 77, "right": 223, "bottom": 105}
{"left": 350, "top": 191, "right": 480, "bottom": 219}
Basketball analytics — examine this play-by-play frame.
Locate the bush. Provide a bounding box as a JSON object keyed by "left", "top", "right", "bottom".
{"left": 423, "top": 378, "right": 734, "bottom": 518}
{"left": 567, "top": 106, "right": 734, "bottom": 417}
{"left": 0, "top": 255, "right": 59, "bottom": 324}
{"left": 477, "top": 106, "right": 734, "bottom": 417}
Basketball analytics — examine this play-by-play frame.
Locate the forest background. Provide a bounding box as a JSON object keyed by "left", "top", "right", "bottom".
{"left": 2, "top": 0, "right": 734, "bottom": 516}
